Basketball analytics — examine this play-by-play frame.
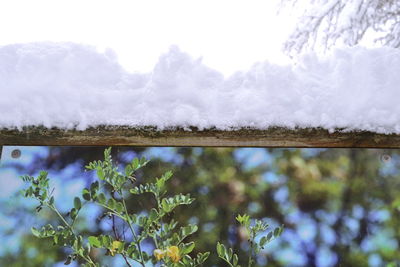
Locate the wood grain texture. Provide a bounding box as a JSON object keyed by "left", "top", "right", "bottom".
{"left": 1, "top": 126, "right": 400, "bottom": 148}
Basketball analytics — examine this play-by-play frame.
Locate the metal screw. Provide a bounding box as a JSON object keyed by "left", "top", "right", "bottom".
{"left": 11, "top": 149, "right": 21, "bottom": 159}
{"left": 381, "top": 154, "right": 391, "bottom": 163}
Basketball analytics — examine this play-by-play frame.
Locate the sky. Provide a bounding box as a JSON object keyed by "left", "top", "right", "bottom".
{"left": 0, "top": 0, "right": 297, "bottom": 75}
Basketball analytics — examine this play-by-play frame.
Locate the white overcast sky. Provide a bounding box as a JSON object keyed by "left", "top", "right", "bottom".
{"left": 0, "top": 0, "right": 298, "bottom": 75}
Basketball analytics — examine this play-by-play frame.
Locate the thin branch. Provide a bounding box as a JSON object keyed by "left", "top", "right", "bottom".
{"left": 112, "top": 215, "right": 133, "bottom": 267}
{"left": 122, "top": 197, "right": 146, "bottom": 267}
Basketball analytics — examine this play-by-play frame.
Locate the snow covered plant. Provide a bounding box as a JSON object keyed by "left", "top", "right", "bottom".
{"left": 21, "top": 148, "right": 282, "bottom": 266}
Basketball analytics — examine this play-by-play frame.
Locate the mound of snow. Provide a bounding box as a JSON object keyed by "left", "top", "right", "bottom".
{"left": 1, "top": 42, "right": 399, "bottom": 133}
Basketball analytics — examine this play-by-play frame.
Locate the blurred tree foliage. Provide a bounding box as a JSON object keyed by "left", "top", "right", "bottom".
{"left": 1, "top": 147, "right": 400, "bottom": 266}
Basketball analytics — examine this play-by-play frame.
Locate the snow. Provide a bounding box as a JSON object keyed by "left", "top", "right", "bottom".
{"left": 1, "top": 42, "right": 400, "bottom": 133}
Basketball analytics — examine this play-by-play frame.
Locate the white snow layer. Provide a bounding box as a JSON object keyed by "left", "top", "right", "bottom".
{"left": 1, "top": 42, "right": 400, "bottom": 133}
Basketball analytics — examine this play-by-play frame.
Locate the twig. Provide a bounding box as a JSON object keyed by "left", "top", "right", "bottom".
{"left": 112, "top": 214, "right": 132, "bottom": 267}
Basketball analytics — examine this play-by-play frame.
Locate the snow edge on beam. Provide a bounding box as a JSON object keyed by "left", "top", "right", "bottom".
{"left": 0, "top": 126, "right": 399, "bottom": 148}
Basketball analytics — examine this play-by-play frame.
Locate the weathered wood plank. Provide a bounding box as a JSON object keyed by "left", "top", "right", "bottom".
{"left": 1, "top": 126, "right": 400, "bottom": 148}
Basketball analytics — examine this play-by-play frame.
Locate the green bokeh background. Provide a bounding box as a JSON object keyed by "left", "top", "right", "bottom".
{"left": 0, "top": 147, "right": 399, "bottom": 266}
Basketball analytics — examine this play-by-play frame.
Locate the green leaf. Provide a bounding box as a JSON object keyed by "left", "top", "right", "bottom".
{"left": 130, "top": 183, "right": 158, "bottom": 196}
{"left": 73, "top": 197, "right": 81, "bottom": 210}
{"left": 273, "top": 227, "right": 280, "bottom": 237}
{"left": 216, "top": 242, "right": 239, "bottom": 267}
{"left": 130, "top": 157, "right": 149, "bottom": 171}
{"left": 41, "top": 190, "right": 47, "bottom": 201}
{"left": 129, "top": 188, "right": 139, "bottom": 195}
{"left": 227, "top": 247, "right": 233, "bottom": 260}
{"left": 126, "top": 244, "right": 138, "bottom": 258}
{"left": 90, "top": 181, "right": 99, "bottom": 196}
{"left": 233, "top": 254, "right": 239, "bottom": 266}
{"left": 149, "top": 208, "right": 158, "bottom": 221}
{"left": 101, "top": 235, "right": 112, "bottom": 247}
{"left": 53, "top": 234, "right": 59, "bottom": 245}
{"left": 197, "top": 252, "right": 210, "bottom": 264}
{"left": 70, "top": 208, "right": 78, "bottom": 221}
{"left": 96, "top": 167, "right": 105, "bottom": 180}
{"left": 49, "top": 196, "right": 55, "bottom": 205}
{"left": 266, "top": 231, "right": 273, "bottom": 242}
{"left": 124, "top": 164, "right": 133, "bottom": 176}
{"left": 274, "top": 225, "right": 283, "bottom": 237}
{"left": 115, "top": 202, "right": 124, "bottom": 213}
{"left": 82, "top": 188, "right": 91, "bottom": 201}
{"left": 131, "top": 158, "right": 139, "bottom": 170}
{"left": 216, "top": 242, "right": 225, "bottom": 258}
{"left": 260, "top": 236, "right": 267, "bottom": 247}
{"left": 236, "top": 214, "right": 250, "bottom": 227}
{"left": 104, "top": 147, "right": 112, "bottom": 159}
{"left": 141, "top": 251, "right": 150, "bottom": 262}
{"left": 180, "top": 242, "right": 195, "bottom": 255}
{"left": 88, "top": 236, "right": 101, "bottom": 248}
{"left": 161, "top": 194, "right": 194, "bottom": 213}
{"left": 107, "top": 198, "right": 116, "bottom": 210}
{"left": 31, "top": 227, "right": 41, "bottom": 237}
{"left": 97, "top": 193, "right": 106, "bottom": 204}
{"left": 161, "top": 198, "right": 171, "bottom": 213}
{"left": 156, "top": 171, "right": 173, "bottom": 191}
{"left": 182, "top": 224, "right": 198, "bottom": 236}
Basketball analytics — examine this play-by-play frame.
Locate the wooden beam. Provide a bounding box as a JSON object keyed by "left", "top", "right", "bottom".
{"left": 0, "top": 126, "right": 399, "bottom": 148}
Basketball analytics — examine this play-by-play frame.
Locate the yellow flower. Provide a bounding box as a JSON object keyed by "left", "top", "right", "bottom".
{"left": 109, "top": 240, "right": 123, "bottom": 256}
{"left": 167, "top": 246, "right": 181, "bottom": 263}
{"left": 153, "top": 249, "right": 165, "bottom": 261}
